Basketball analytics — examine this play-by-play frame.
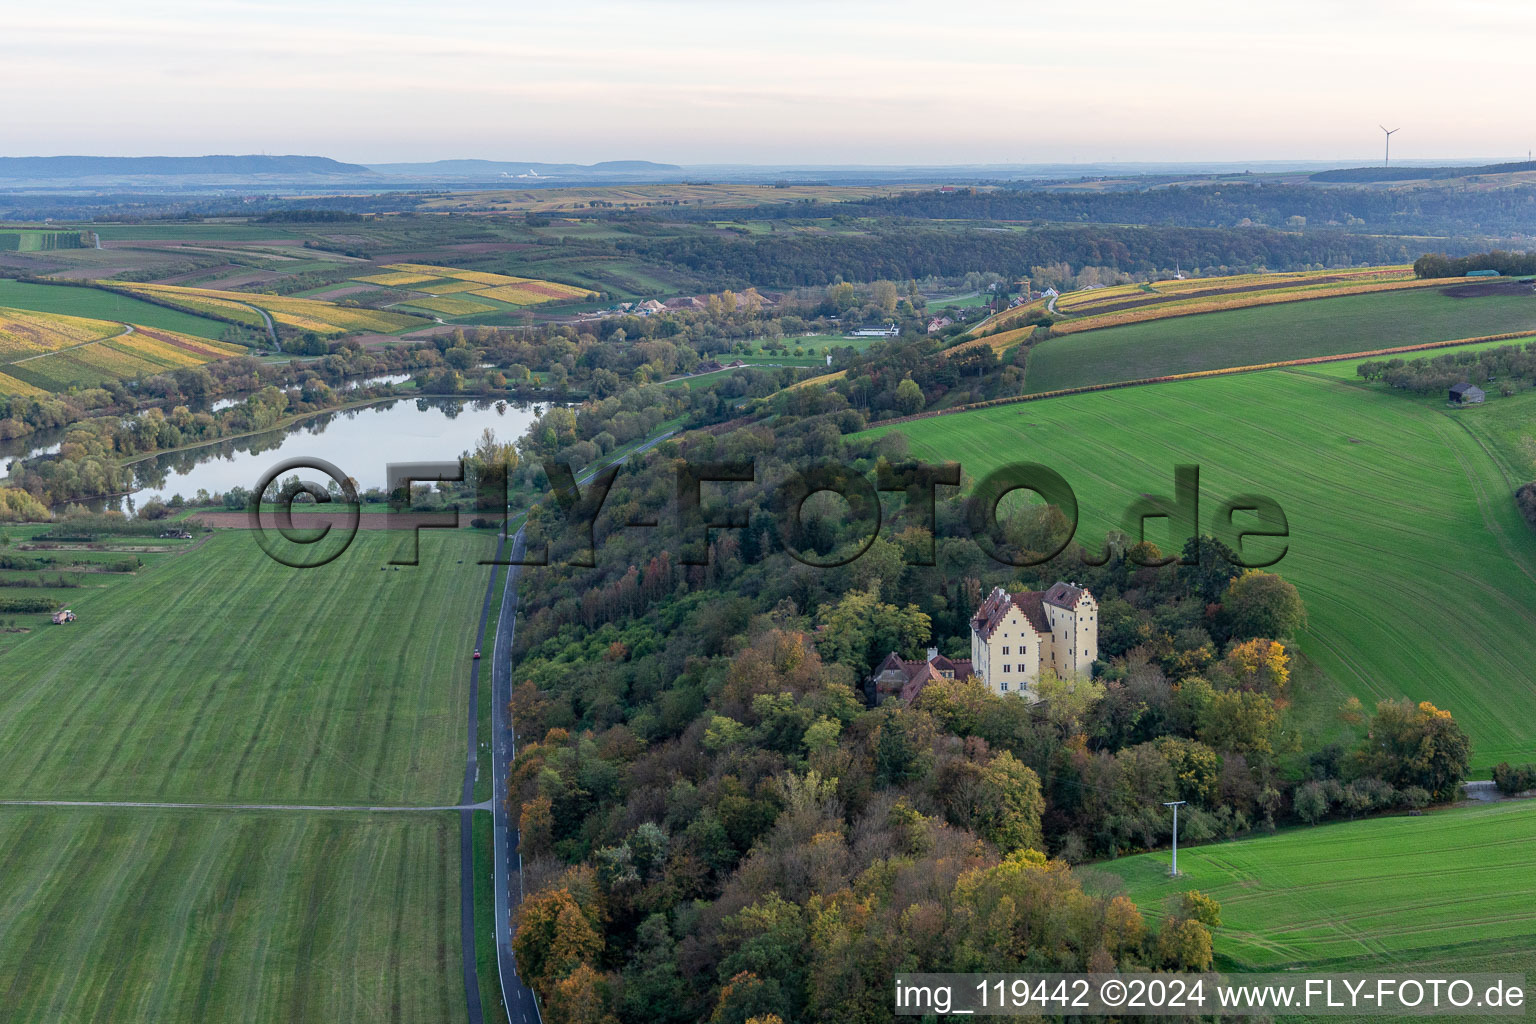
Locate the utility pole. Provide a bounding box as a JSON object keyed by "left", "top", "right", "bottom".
{"left": 1164, "top": 800, "right": 1187, "bottom": 876}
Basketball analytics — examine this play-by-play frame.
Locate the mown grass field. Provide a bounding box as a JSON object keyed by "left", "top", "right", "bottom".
{"left": 0, "top": 807, "right": 463, "bottom": 1024}
{"left": 1024, "top": 288, "right": 1536, "bottom": 393}
{"left": 0, "top": 279, "right": 227, "bottom": 338}
{"left": 1092, "top": 801, "right": 1536, "bottom": 972}
{"left": 871, "top": 369, "right": 1536, "bottom": 770}
{"left": 0, "top": 529, "right": 492, "bottom": 804}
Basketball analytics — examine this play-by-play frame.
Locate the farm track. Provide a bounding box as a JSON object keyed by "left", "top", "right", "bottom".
{"left": 7, "top": 322, "right": 133, "bottom": 364}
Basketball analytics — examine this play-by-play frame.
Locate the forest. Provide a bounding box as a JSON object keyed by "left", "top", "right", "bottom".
{"left": 500, "top": 380, "right": 1473, "bottom": 1024}
{"left": 670, "top": 181, "right": 1536, "bottom": 239}
{"left": 616, "top": 224, "right": 1441, "bottom": 290}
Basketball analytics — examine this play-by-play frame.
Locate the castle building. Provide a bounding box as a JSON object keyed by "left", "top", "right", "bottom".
{"left": 867, "top": 582, "right": 1098, "bottom": 706}
{"left": 969, "top": 582, "right": 1098, "bottom": 699}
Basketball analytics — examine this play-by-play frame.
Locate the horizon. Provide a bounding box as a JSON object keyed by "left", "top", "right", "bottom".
{"left": 1, "top": 153, "right": 1530, "bottom": 171}
{"left": 8, "top": 0, "right": 1536, "bottom": 165}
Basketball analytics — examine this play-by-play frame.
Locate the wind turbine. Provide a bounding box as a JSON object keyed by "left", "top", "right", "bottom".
{"left": 1380, "top": 125, "right": 1400, "bottom": 167}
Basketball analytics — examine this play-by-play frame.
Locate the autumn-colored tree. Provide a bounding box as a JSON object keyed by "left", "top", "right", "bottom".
{"left": 1198, "top": 688, "right": 1281, "bottom": 757}
{"left": 1154, "top": 736, "right": 1222, "bottom": 806}
{"left": 1354, "top": 699, "right": 1471, "bottom": 800}
{"left": 1221, "top": 638, "right": 1290, "bottom": 699}
{"left": 519, "top": 796, "right": 554, "bottom": 857}
{"left": 0, "top": 487, "right": 48, "bottom": 522}
{"left": 972, "top": 752, "right": 1045, "bottom": 855}
{"left": 1155, "top": 917, "right": 1214, "bottom": 971}
{"left": 1179, "top": 889, "right": 1222, "bottom": 928}
{"left": 948, "top": 849, "right": 1112, "bottom": 971}
{"left": 512, "top": 879, "right": 604, "bottom": 995}
{"left": 710, "top": 971, "right": 784, "bottom": 1024}
{"left": 547, "top": 964, "right": 620, "bottom": 1024}
{"left": 1034, "top": 670, "right": 1106, "bottom": 739}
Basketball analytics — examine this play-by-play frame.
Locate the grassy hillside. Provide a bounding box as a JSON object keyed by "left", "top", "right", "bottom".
{"left": 0, "top": 530, "right": 491, "bottom": 804}
{"left": 1092, "top": 801, "right": 1536, "bottom": 972}
{"left": 0, "top": 807, "right": 462, "bottom": 1024}
{"left": 0, "top": 279, "right": 228, "bottom": 339}
{"left": 1025, "top": 288, "right": 1536, "bottom": 393}
{"left": 870, "top": 369, "right": 1536, "bottom": 770}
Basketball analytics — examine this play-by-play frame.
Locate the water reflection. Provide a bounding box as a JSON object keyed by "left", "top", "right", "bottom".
{"left": 117, "top": 396, "right": 545, "bottom": 508}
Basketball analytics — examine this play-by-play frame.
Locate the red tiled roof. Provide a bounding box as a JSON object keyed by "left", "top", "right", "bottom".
{"left": 972, "top": 585, "right": 1052, "bottom": 640}
{"left": 1042, "top": 581, "right": 1086, "bottom": 610}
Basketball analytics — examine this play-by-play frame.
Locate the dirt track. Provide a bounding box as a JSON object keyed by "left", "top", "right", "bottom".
{"left": 1442, "top": 280, "right": 1536, "bottom": 299}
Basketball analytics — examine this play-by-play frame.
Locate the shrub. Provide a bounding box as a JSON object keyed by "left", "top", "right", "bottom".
{"left": 1492, "top": 762, "right": 1536, "bottom": 795}
{"left": 1517, "top": 483, "right": 1536, "bottom": 531}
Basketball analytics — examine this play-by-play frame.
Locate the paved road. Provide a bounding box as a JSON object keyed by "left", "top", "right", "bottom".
{"left": 491, "top": 527, "right": 541, "bottom": 1024}
{"left": 460, "top": 527, "right": 512, "bottom": 1024}
{"left": 485, "top": 428, "right": 676, "bottom": 1024}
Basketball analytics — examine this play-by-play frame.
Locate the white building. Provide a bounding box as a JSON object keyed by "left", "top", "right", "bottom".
{"left": 969, "top": 582, "right": 1098, "bottom": 699}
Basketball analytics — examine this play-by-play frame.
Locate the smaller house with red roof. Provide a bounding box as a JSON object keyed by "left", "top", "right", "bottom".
{"left": 869, "top": 648, "right": 975, "bottom": 705}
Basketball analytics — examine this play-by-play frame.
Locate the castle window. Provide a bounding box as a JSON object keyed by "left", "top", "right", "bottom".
{"left": 1000, "top": 680, "right": 1009, "bottom": 691}
{"left": 1002, "top": 646, "right": 1010, "bottom": 655}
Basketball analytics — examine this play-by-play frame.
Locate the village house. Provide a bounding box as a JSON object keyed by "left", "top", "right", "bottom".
{"left": 868, "top": 581, "right": 1099, "bottom": 704}
{"left": 926, "top": 316, "right": 953, "bottom": 334}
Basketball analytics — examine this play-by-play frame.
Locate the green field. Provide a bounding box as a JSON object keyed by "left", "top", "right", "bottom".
{"left": 0, "top": 806, "right": 463, "bottom": 1023}
{"left": 871, "top": 368, "right": 1536, "bottom": 770}
{"left": 1093, "top": 801, "right": 1536, "bottom": 972}
{"left": 926, "top": 292, "right": 989, "bottom": 309}
{"left": 0, "top": 279, "right": 228, "bottom": 339}
{"left": 1025, "top": 288, "right": 1536, "bottom": 392}
{"left": 0, "top": 529, "right": 492, "bottom": 804}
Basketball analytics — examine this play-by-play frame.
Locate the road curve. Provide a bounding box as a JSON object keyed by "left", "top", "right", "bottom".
{"left": 233, "top": 301, "right": 280, "bottom": 349}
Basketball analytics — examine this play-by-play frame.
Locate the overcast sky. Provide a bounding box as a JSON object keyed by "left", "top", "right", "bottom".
{"left": 7, "top": 0, "right": 1535, "bottom": 165}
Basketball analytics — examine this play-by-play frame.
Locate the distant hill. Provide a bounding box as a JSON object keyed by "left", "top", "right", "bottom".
{"left": 0, "top": 155, "right": 373, "bottom": 178}
{"left": 1311, "top": 160, "right": 1536, "bottom": 183}
{"left": 368, "top": 159, "right": 681, "bottom": 177}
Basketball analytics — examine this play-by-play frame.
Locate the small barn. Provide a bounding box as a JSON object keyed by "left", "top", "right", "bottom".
{"left": 1449, "top": 382, "right": 1486, "bottom": 405}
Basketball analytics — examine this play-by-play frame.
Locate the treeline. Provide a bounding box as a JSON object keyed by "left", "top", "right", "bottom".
{"left": 256, "top": 209, "right": 364, "bottom": 223}
{"left": 663, "top": 182, "right": 1536, "bottom": 239}
{"left": 1413, "top": 250, "right": 1536, "bottom": 278}
{"left": 617, "top": 224, "right": 1432, "bottom": 290}
{"left": 1356, "top": 341, "right": 1536, "bottom": 395}
{"left": 501, "top": 393, "right": 1473, "bottom": 1023}
{"left": 1312, "top": 161, "right": 1536, "bottom": 183}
